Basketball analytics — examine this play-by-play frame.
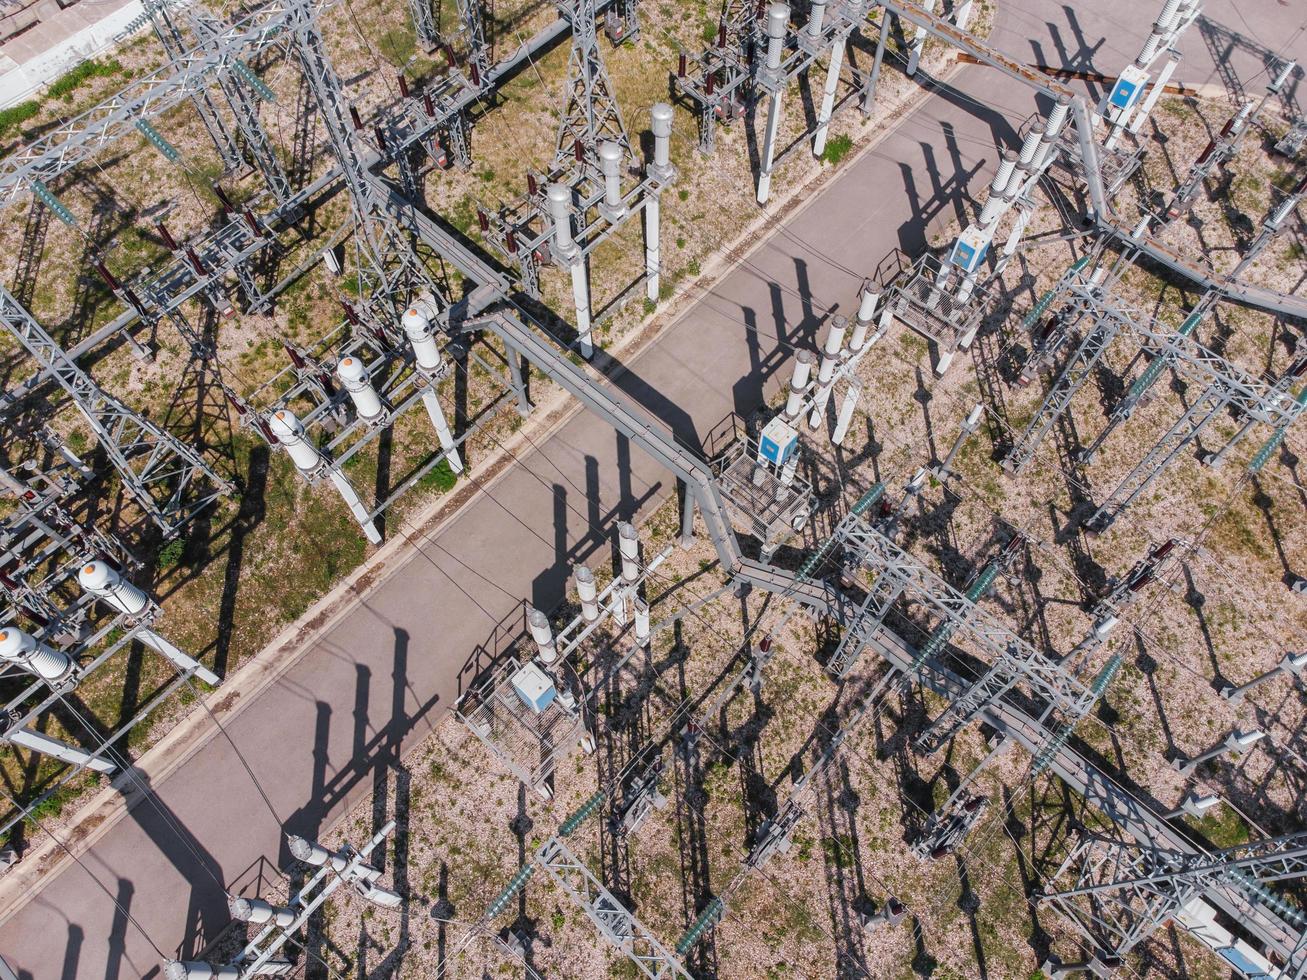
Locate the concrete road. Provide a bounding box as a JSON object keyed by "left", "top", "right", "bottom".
{"left": 2, "top": 2, "right": 1303, "bottom": 976}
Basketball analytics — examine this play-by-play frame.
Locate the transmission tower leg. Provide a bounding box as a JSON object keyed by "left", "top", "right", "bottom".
{"left": 645, "top": 192, "right": 662, "bottom": 301}
{"left": 6, "top": 728, "right": 116, "bottom": 773}
{"left": 681, "top": 484, "right": 696, "bottom": 547}
{"left": 1200, "top": 415, "right": 1258, "bottom": 470}
{"left": 137, "top": 628, "right": 220, "bottom": 686}
{"left": 327, "top": 470, "right": 383, "bottom": 544}
{"left": 217, "top": 73, "right": 293, "bottom": 205}
{"left": 570, "top": 258, "right": 594, "bottom": 358}
{"left": 757, "top": 88, "right": 785, "bottom": 204}
{"left": 860, "top": 7, "right": 891, "bottom": 117}
{"left": 812, "top": 36, "right": 847, "bottom": 158}
{"left": 506, "top": 343, "right": 532, "bottom": 417}
{"left": 409, "top": 0, "right": 440, "bottom": 52}
{"left": 1087, "top": 384, "right": 1228, "bottom": 531}
{"left": 421, "top": 389, "right": 464, "bottom": 474}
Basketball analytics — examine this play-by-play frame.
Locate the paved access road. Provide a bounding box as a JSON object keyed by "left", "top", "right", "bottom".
{"left": 3, "top": 2, "right": 1302, "bottom": 976}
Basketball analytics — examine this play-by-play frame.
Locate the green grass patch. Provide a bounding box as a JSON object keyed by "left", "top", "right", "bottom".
{"left": 821, "top": 133, "right": 854, "bottom": 166}
{"left": 48, "top": 58, "right": 123, "bottom": 100}
{"left": 417, "top": 459, "right": 458, "bottom": 493}
{"left": 157, "top": 537, "right": 186, "bottom": 570}
{"left": 0, "top": 101, "right": 39, "bottom": 140}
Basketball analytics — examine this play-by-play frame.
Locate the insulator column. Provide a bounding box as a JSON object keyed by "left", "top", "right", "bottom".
{"left": 756, "top": 4, "right": 790, "bottom": 205}
{"left": 575, "top": 566, "right": 600, "bottom": 622}
{"left": 547, "top": 184, "right": 593, "bottom": 358}
{"left": 0, "top": 627, "right": 75, "bottom": 683}
{"left": 619, "top": 522, "right": 640, "bottom": 583}
{"left": 337, "top": 356, "right": 384, "bottom": 422}
{"left": 809, "top": 315, "right": 847, "bottom": 429}
{"left": 528, "top": 608, "right": 558, "bottom": 663}
{"left": 812, "top": 29, "right": 846, "bottom": 158}
{"left": 645, "top": 103, "right": 674, "bottom": 303}
{"left": 784, "top": 349, "right": 814, "bottom": 422}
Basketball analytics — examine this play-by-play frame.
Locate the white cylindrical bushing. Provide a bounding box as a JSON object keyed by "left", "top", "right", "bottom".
{"left": 823, "top": 314, "right": 848, "bottom": 359}
{"left": 337, "top": 356, "right": 384, "bottom": 421}
{"left": 634, "top": 598, "right": 650, "bottom": 645}
{"left": 964, "top": 403, "right": 984, "bottom": 429}
{"left": 619, "top": 522, "right": 640, "bottom": 582}
{"left": 575, "top": 566, "right": 600, "bottom": 622}
{"left": 79, "top": 559, "right": 149, "bottom": 616}
{"left": 1092, "top": 614, "right": 1120, "bottom": 639}
{"left": 786, "top": 349, "right": 813, "bottom": 419}
{"left": 0, "top": 627, "right": 75, "bottom": 683}
{"left": 269, "top": 410, "right": 321, "bottom": 472}
{"left": 651, "top": 103, "right": 673, "bottom": 171}
{"left": 599, "top": 141, "right": 624, "bottom": 210}
{"left": 527, "top": 607, "right": 557, "bottom": 663}
{"left": 165, "top": 962, "right": 242, "bottom": 980}
{"left": 807, "top": 0, "right": 825, "bottom": 36}
{"left": 546, "top": 184, "right": 575, "bottom": 255}
{"left": 993, "top": 151, "right": 1018, "bottom": 195}
{"left": 979, "top": 194, "right": 1005, "bottom": 227}
{"left": 1017, "top": 123, "right": 1044, "bottom": 166}
{"left": 402, "top": 306, "right": 443, "bottom": 373}
{"left": 765, "top": 3, "right": 789, "bottom": 68}
{"left": 321, "top": 246, "right": 342, "bottom": 276}
{"left": 228, "top": 894, "right": 296, "bottom": 927}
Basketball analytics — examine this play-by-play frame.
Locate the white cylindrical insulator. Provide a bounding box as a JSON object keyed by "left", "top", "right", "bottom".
{"left": 546, "top": 184, "right": 575, "bottom": 255}
{"left": 619, "top": 522, "right": 640, "bottom": 583}
{"left": 165, "top": 962, "right": 242, "bottom": 980}
{"left": 402, "top": 306, "right": 443, "bottom": 373}
{"left": 856, "top": 281, "right": 879, "bottom": 324}
{"left": 807, "top": 0, "right": 825, "bottom": 36}
{"left": 1139, "top": 26, "right": 1165, "bottom": 65}
{"left": 321, "top": 246, "right": 342, "bottom": 276}
{"left": 1017, "top": 123, "right": 1044, "bottom": 166}
{"left": 78, "top": 559, "right": 149, "bottom": 616}
{"left": 823, "top": 314, "right": 848, "bottom": 357}
{"left": 337, "top": 356, "right": 384, "bottom": 421}
{"left": 288, "top": 835, "right": 348, "bottom": 872}
{"left": 634, "top": 598, "right": 650, "bottom": 645}
{"left": 1093, "top": 614, "right": 1120, "bottom": 639}
{"left": 575, "top": 566, "right": 600, "bottom": 622}
{"left": 991, "top": 151, "right": 1018, "bottom": 196}
{"left": 0, "top": 627, "right": 75, "bottom": 683}
{"left": 786, "top": 349, "right": 813, "bottom": 419}
{"left": 228, "top": 895, "right": 295, "bottom": 927}
{"left": 1230, "top": 729, "right": 1265, "bottom": 750}
{"left": 832, "top": 387, "right": 859, "bottom": 446}
{"left": 979, "top": 195, "right": 1005, "bottom": 227}
{"left": 1045, "top": 95, "right": 1071, "bottom": 139}
{"left": 964, "top": 403, "right": 984, "bottom": 429}
{"left": 1157, "top": 0, "right": 1183, "bottom": 29}
{"left": 269, "top": 410, "right": 321, "bottom": 472}
{"left": 651, "top": 102, "right": 673, "bottom": 170}
{"left": 765, "top": 3, "right": 789, "bottom": 68}
{"left": 527, "top": 608, "right": 557, "bottom": 663}
{"left": 599, "top": 141, "right": 624, "bottom": 209}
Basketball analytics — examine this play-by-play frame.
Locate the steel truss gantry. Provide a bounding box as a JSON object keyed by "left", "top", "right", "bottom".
{"left": 141, "top": 0, "right": 245, "bottom": 172}
{"left": 556, "top": 0, "right": 631, "bottom": 177}
{"left": 166, "top": 822, "right": 401, "bottom": 979}
{"left": 537, "top": 835, "right": 689, "bottom": 979}
{"left": 0, "top": 285, "right": 233, "bottom": 535}
{"left": 830, "top": 514, "right": 1090, "bottom": 739}
{"left": 0, "top": 468, "right": 217, "bottom": 842}
{"left": 1083, "top": 309, "right": 1307, "bottom": 531}
{"left": 0, "top": 0, "right": 317, "bottom": 209}
{"left": 1040, "top": 830, "right": 1307, "bottom": 971}
{"left": 188, "top": 8, "right": 295, "bottom": 204}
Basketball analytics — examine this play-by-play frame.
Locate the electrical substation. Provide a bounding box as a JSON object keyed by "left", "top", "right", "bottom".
{"left": 0, "top": 0, "right": 1304, "bottom": 976}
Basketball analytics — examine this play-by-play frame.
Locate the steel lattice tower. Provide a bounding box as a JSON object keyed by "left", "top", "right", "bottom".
{"left": 554, "top": 0, "right": 631, "bottom": 177}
